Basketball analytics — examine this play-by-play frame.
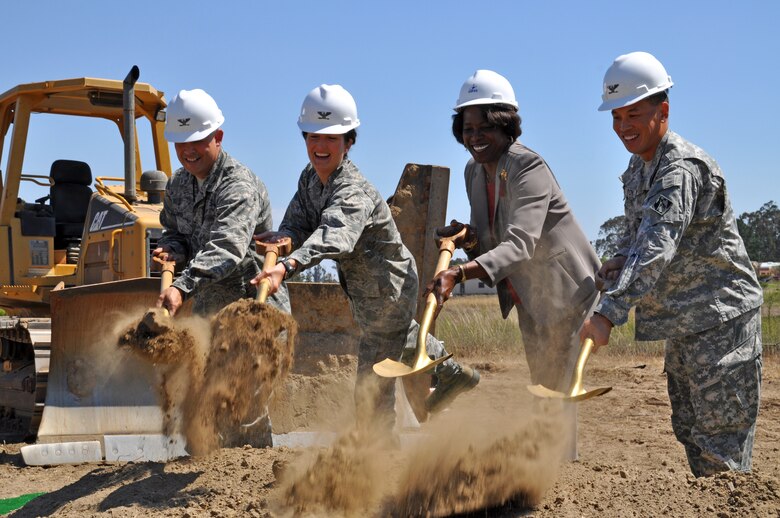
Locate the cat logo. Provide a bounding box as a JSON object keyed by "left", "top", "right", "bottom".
{"left": 317, "top": 111, "right": 332, "bottom": 120}
{"left": 607, "top": 84, "right": 620, "bottom": 95}
{"left": 177, "top": 117, "right": 191, "bottom": 127}
{"left": 89, "top": 210, "right": 109, "bottom": 231}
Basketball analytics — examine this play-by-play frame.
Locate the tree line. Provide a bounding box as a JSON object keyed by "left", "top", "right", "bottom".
{"left": 593, "top": 201, "right": 779, "bottom": 262}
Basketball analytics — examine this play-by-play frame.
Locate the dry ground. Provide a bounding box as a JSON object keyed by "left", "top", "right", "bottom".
{"left": 0, "top": 352, "right": 778, "bottom": 517}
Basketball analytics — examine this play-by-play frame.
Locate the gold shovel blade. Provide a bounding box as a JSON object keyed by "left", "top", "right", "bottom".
{"left": 569, "top": 386, "right": 612, "bottom": 402}
{"left": 526, "top": 384, "right": 612, "bottom": 402}
{"left": 525, "top": 338, "right": 612, "bottom": 402}
{"left": 372, "top": 353, "right": 453, "bottom": 378}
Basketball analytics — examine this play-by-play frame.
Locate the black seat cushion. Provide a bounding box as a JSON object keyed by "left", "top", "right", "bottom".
{"left": 49, "top": 160, "right": 93, "bottom": 241}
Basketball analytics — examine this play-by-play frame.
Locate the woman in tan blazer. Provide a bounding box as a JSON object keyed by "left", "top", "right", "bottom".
{"left": 427, "top": 70, "right": 601, "bottom": 460}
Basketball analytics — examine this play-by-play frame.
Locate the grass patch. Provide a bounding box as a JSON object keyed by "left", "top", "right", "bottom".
{"left": 436, "top": 295, "right": 522, "bottom": 360}
{"left": 438, "top": 291, "right": 778, "bottom": 360}
{"left": 762, "top": 281, "right": 780, "bottom": 356}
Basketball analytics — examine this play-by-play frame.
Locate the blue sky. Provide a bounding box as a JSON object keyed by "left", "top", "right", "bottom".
{"left": 3, "top": 1, "right": 778, "bottom": 247}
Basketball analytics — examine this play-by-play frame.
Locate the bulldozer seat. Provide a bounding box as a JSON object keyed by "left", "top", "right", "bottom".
{"left": 50, "top": 160, "right": 92, "bottom": 248}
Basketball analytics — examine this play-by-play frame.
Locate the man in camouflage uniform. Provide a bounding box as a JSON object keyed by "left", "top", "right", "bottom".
{"left": 581, "top": 53, "right": 763, "bottom": 477}
{"left": 254, "top": 84, "right": 478, "bottom": 438}
{"left": 155, "top": 88, "right": 289, "bottom": 448}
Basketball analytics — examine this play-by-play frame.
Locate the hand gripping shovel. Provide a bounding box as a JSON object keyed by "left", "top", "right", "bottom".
{"left": 141, "top": 255, "right": 176, "bottom": 324}
{"left": 526, "top": 338, "right": 612, "bottom": 402}
{"left": 371, "top": 227, "right": 468, "bottom": 378}
{"left": 254, "top": 238, "right": 292, "bottom": 303}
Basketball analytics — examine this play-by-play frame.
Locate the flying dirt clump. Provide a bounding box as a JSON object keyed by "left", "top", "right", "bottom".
{"left": 118, "top": 308, "right": 198, "bottom": 364}
{"left": 272, "top": 378, "right": 397, "bottom": 516}
{"left": 182, "top": 299, "right": 298, "bottom": 455}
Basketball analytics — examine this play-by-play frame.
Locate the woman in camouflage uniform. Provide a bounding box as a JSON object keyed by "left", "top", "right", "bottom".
{"left": 253, "top": 84, "right": 478, "bottom": 437}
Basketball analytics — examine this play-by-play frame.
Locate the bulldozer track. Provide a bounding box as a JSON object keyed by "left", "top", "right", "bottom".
{"left": 0, "top": 317, "right": 50, "bottom": 438}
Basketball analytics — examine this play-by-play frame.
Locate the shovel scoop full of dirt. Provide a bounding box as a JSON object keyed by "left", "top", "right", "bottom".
{"left": 118, "top": 307, "right": 198, "bottom": 364}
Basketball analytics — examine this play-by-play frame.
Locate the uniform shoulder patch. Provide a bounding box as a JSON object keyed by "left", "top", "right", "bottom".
{"left": 652, "top": 194, "right": 673, "bottom": 215}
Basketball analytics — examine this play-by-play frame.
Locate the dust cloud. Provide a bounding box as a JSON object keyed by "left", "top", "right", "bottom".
{"left": 119, "top": 299, "right": 296, "bottom": 456}
{"left": 387, "top": 413, "right": 564, "bottom": 516}
{"left": 183, "top": 299, "right": 297, "bottom": 455}
{"left": 273, "top": 375, "right": 567, "bottom": 517}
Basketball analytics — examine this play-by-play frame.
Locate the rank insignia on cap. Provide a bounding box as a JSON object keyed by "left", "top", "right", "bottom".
{"left": 177, "top": 118, "right": 191, "bottom": 127}
{"left": 607, "top": 84, "right": 619, "bottom": 94}
{"left": 652, "top": 195, "right": 672, "bottom": 215}
{"left": 317, "top": 111, "right": 331, "bottom": 120}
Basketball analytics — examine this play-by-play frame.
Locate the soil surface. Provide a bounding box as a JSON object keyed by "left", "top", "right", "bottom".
{"left": 1, "top": 352, "right": 778, "bottom": 517}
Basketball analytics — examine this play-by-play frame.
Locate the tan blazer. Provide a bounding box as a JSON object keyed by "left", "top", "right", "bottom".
{"left": 465, "top": 141, "right": 600, "bottom": 326}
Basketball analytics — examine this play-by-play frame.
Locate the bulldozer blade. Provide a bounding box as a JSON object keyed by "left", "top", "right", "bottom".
{"left": 37, "top": 278, "right": 181, "bottom": 441}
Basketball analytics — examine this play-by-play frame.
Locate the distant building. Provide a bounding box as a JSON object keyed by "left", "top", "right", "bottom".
{"left": 455, "top": 278, "right": 497, "bottom": 296}
{"left": 757, "top": 262, "right": 780, "bottom": 279}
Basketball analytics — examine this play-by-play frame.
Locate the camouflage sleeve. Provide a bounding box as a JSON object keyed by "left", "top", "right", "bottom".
{"left": 613, "top": 223, "right": 634, "bottom": 258}
{"left": 286, "top": 184, "right": 373, "bottom": 268}
{"left": 173, "top": 175, "right": 260, "bottom": 297}
{"left": 596, "top": 167, "right": 698, "bottom": 326}
{"left": 615, "top": 163, "right": 638, "bottom": 258}
{"left": 157, "top": 178, "right": 191, "bottom": 259}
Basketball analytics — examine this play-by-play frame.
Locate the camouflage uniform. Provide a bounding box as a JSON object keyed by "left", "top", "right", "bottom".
{"left": 278, "top": 158, "right": 459, "bottom": 431}
{"left": 158, "top": 149, "right": 290, "bottom": 448}
{"left": 158, "top": 149, "right": 290, "bottom": 315}
{"left": 596, "top": 130, "right": 763, "bottom": 476}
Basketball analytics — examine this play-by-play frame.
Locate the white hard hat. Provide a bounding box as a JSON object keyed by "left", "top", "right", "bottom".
{"left": 297, "top": 84, "right": 360, "bottom": 134}
{"left": 454, "top": 69, "right": 518, "bottom": 111}
{"left": 598, "top": 52, "right": 673, "bottom": 111}
{"left": 164, "top": 89, "right": 225, "bottom": 143}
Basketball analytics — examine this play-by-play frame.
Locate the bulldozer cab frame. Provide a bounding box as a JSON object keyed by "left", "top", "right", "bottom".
{"left": 0, "top": 74, "right": 172, "bottom": 308}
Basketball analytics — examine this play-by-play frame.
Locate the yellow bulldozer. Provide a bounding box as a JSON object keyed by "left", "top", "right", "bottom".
{"left": 0, "top": 68, "right": 451, "bottom": 461}
{"left": 0, "top": 67, "right": 172, "bottom": 437}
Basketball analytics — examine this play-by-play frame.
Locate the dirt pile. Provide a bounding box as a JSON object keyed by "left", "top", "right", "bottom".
{"left": 1, "top": 356, "right": 779, "bottom": 516}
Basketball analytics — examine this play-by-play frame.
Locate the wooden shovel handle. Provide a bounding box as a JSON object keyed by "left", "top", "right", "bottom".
{"left": 255, "top": 237, "right": 292, "bottom": 303}
{"left": 152, "top": 256, "right": 176, "bottom": 293}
